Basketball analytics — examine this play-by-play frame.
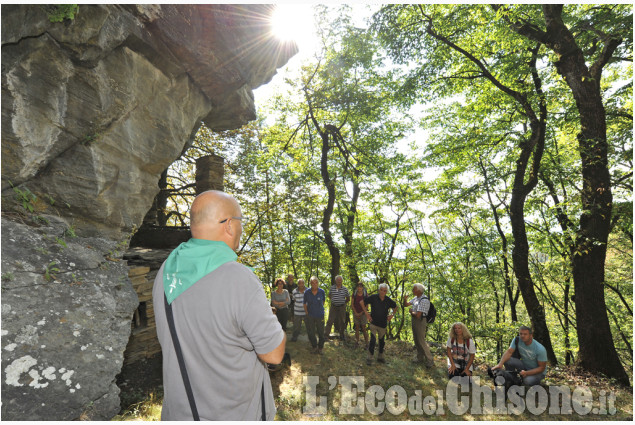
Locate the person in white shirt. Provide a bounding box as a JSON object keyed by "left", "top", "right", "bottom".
{"left": 446, "top": 322, "right": 476, "bottom": 379}
{"left": 403, "top": 283, "right": 434, "bottom": 367}
{"left": 290, "top": 279, "right": 307, "bottom": 341}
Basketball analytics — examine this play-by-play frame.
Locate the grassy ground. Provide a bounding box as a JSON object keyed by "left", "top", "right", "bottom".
{"left": 114, "top": 330, "right": 633, "bottom": 421}
{"left": 271, "top": 335, "right": 632, "bottom": 420}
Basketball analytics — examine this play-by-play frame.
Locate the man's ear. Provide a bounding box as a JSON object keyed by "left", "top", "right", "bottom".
{"left": 220, "top": 220, "right": 233, "bottom": 238}
{"left": 225, "top": 221, "right": 235, "bottom": 237}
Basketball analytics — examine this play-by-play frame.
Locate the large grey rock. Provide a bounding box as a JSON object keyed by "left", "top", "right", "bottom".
{"left": 1, "top": 217, "right": 138, "bottom": 420}
{"left": 0, "top": 4, "right": 296, "bottom": 420}
{"left": 1, "top": 4, "right": 297, "bottom": 238}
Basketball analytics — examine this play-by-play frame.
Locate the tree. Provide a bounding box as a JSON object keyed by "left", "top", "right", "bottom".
{"left": 274, "top": 4, "right": 410, "bottom": 284}
{"left": 494, "top": 3, "right": 631, "bottom": 385}
{"left": 373, "top": 3, "right": 557, "bottom": 364}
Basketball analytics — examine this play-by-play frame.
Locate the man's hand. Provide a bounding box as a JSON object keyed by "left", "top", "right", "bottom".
{"left": 519, "top": 370, "right": 529, "bottom": 378}
{"left": 491, "top": 363, "right": 503, "bottom": 371}
{"left": 464, "top": 369, "right": 472, "bottom": 376}
{"left": 387, "top": 314, "right": 394, "bottom": 322}
{"left": 448, "top": 363, "right": 456, "bottom": 374}
{"left": 366, "top": 312, "right": 372, "bottom": 322}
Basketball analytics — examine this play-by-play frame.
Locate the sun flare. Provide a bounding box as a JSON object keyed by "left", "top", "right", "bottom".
{"left": 270, "top": 4, "right": 313, "bottom": 47}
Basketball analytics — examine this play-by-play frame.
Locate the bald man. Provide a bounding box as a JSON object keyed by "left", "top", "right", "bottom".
{"left": 153, "top": 190, "right": 285, "bottom": 420}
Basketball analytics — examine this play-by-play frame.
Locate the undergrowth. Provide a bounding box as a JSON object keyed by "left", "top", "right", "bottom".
{"left": 115, "top": 331, "right": 633, "bottom": 421}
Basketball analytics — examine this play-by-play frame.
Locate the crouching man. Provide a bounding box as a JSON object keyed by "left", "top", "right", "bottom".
{"left": 492, "top": 326, "right": 547, "bottom": 386}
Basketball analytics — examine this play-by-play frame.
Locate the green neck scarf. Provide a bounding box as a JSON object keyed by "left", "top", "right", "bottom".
{"left": 163, "top": 238, "right": 237, "bottom": 304}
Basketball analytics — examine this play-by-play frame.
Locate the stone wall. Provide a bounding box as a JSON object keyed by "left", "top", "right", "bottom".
{"left": 124, "top": 266, "right": 159, "bottom": 364}
{"left": 1, "top": 4, "right": 296, "bottom": 420}
{"left": 122, "top": 248, "right": 174, "bottom": 366}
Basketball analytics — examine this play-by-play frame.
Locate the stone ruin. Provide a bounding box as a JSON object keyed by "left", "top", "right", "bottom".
{"left": 1, "top": 5, "right": 296, "bottom": 420}
{"left": 123, "top": 154, "right": 225, "bottom": 365}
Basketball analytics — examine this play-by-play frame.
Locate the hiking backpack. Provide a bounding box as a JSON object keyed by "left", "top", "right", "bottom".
{"left": 423, "top": 296, "right": 436, "bottom": 323}
{"left": 511, "top": 335, "right": 521, "bottom": 359}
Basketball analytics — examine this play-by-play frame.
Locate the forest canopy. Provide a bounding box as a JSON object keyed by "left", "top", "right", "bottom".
{"left": 156, "top": 4, "right": 632, "bottom": 384}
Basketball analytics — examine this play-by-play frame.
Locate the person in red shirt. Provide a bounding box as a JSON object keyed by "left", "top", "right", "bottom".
{"left": 351, "top": 282, "right": 369, "bottom": 348}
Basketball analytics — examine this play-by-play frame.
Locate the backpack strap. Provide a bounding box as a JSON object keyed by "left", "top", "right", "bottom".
{"left": 511, "top": 335, "right": 522, "bottom": 359}
{"left": 164, "top": 294, "right": 200, "bottom": 421}
{"left": 164, "top": 293, "right": 267, "bottom": 421}
{"left": 261, "top": 381, "right": 266, "bottom": 420}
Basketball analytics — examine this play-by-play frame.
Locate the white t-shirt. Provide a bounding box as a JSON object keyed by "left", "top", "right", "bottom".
{"left": 446, "top": 337, "right": 476, "bottom": 370}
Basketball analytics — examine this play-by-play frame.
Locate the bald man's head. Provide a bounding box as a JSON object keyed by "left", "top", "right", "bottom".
{"left": 190, "top": 190, "right": 243, "bottom": 250}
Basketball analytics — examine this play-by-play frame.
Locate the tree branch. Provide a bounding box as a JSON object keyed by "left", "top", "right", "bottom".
{"left": 491, "top": 4, "right": 550, "bottom": 44}
{"left": 590, "top": 36, "right": 623, "bottom": 81}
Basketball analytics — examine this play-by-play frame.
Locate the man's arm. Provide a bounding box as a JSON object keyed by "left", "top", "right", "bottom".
{"left": 257, "top": 332, "right": 286, "bottom": 364}
{"left": 361, "top": 300, "right": 372, "bottom": 322}
{"left": 409, "top": 300, "right": 422, "bottom": 319}
{"left": 387, "top": 302, "right": 397, "bottom": 321}
{"left": 464, "top": 353, "right": 475, "bottom": 376}
{"left": 447, "top": 346, "right": 456, "bottom": 373}
{"left": 493, "top": 347, "right": 515, "bottom": 370}
{"left": 520, "top": 361, "right": 546, "bottom": 377}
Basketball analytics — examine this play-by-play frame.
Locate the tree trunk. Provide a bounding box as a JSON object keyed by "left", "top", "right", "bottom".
{"left": 156, "top": 169, "right": 169, "bottom": 226}
{"left": 342, "top": 177, "right": 360, "bottom": 284}
{"left": 264, "top": 169, "right": 278, "bottom": 283}
{"left": 479, "top": 159, "right": 519, "bottom": 322}
{"left": 547, "top": 15, "right": 626, "bottom": 383}
{"left": 510, "top": 158, "right": 557, "bottom": 364}
{"left": 319, "top": 130, "right": 340, "bottom": 282}
{"left": 286, "top": 217, "right": 297, "bottom": 279}
{"left": 306, "top": 94, "right": 342, "bottom": 283}
{"left": 541, "top": 173, "right": 577, "bottom": 366}
{"left": 500, "top": 2, "right": 628, "bottom": 385}
{"left": 564, "top": 277, "right": 572, "bottom": 365}
{"left": 422, "top": 15, "right": 556, "bottom": 363}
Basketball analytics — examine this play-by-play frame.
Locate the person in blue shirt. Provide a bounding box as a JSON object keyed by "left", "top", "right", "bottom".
{"left": 492, "top": 326, "right": 547, "bottom": 385}
{"left": 303, "top": 276, "right": 326, "bottom": 354}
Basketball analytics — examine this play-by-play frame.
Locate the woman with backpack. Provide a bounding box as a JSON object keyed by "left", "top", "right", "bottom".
{"left": 446, "top": 322, "right": 476, "bottom": 379}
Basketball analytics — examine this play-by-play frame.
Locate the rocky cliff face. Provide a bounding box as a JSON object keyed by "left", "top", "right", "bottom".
{"left": 1, "top": 4, "right": 296, "bottom": 420}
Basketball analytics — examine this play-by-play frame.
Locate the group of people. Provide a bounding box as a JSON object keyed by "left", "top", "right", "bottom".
{"left": 152, "top": 190, "right": 549, "bottom": 420}
{"left": 271, "top": 273, "right": 547, "bottom": 385}
{"left": 270, "top": 275, "right": 437, "bottom": 367}
{"left": 443, "top": 323, "right": 547, "bottom": 385}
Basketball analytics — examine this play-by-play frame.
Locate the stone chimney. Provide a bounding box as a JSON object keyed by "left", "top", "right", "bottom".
{"left": 195, "top": 154, "right": 225, "bottom": 193}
